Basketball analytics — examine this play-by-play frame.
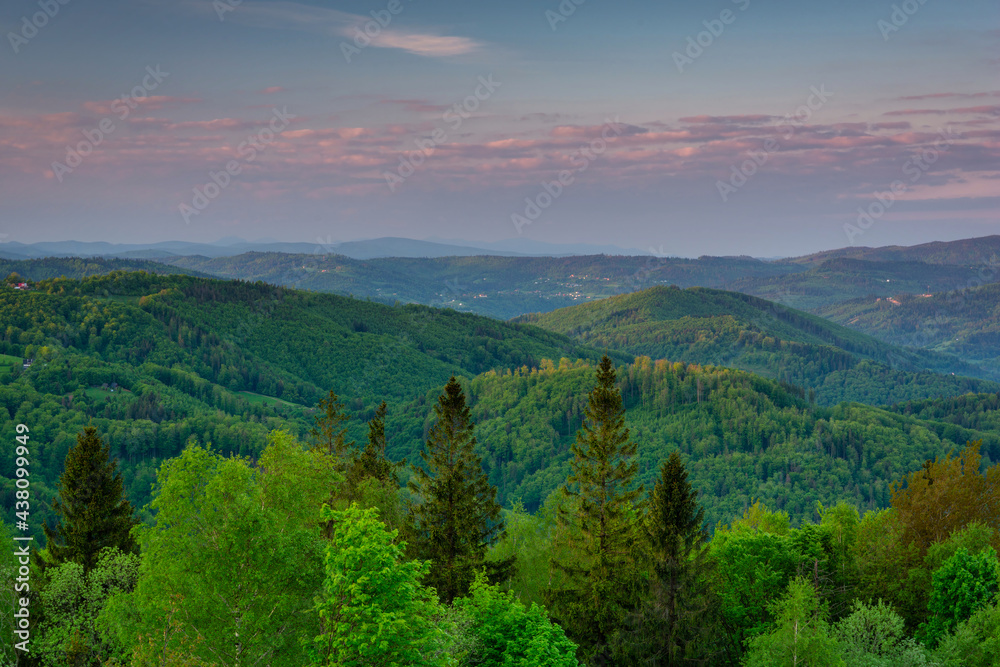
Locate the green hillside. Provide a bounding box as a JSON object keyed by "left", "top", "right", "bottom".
{"left": 514, "top": 285, "right": 999, "bottom": 405}
{"left": 163, "top": 251, "right": 799, "bottom": 319}
{"left": 3, "top": 271, "right": 998, "bottom": 543}
{"left": 0, "top": 271, "right": 614, "bottom": 540}
{"left": 0, "top": 256, "right": 210, "bottom": 280}
{"left": 731, "top": 258, "right": 987, "bottom": 311}
{"left": 396, "top": 358, "right": 1000, "bottom": 527}
{"left": 818, "top": 283, "right": 1000, "bottom": 376}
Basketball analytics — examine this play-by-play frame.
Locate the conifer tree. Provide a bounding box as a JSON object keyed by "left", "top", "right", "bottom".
{"left": 309, "top": 390, "right": 354, "bottom": 467}
{"left": 638, "top": 451, "right": 711, "bottom": 664}
{"left": 348, "top": 401, "right": 402, "bottom": 486}
{"left": 408, "top": 376, "right": 512, "bottom": 604}
{"left": 39, "top": 426, "right": 137, "bottom": 573}
{"left": 547, "top": 355, "right": 645, "bottom": 665}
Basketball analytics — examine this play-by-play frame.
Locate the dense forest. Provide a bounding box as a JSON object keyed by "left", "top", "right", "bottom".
{"left": 2, "top": 356, "right": 998, "bottom": 666}
{"left": 818, "top": 283, "right": 1000, "bottom": 376}
{"left": 1, "top": 269, "right": 999, "bottom": 665}
{"left": 514, "top": 285, "right": 999, "bottom": 404}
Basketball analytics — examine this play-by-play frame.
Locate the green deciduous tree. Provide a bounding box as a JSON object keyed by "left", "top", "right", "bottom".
{"left": 309, "top": 503, "right": 454, "bottom": 667}
{"left": 933, "top": 600, "right": 1000, "bottom": 667}
{"left": 743, "top": 577, "right": 845, "bottom": 667}
{"left": 834, "top": 599, "right": 929, "bottom": 667}
{"left": 35, "top": 547, "right": 139, "bottom": 667}
{"left": 453, "top": 570, "right": 580, "bottom": 667}
{"left": 918, "top": 547, "right": 1000, "bottom": 648}
{"left": 103, "top": 431, "right": 338, "bottom": 667}
{"left": 39, "top": 426, "right": 137, "bottom": 574}
{"left": 408, "top": 376, "right": 511, "bottom": 604}
{"left": 546, "top": 355, "right": 646, "bottom": 665}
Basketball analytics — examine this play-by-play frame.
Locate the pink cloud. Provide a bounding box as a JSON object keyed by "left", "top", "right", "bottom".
{"left": 81, "top": 96, "right": 202, "bottom": 116}
{"left": 258, "top": 86, "right": 285, "bottom": 95}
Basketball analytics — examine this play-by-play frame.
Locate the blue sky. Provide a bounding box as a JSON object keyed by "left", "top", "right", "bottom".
{"left": 1, "top": 0, "right": 997, "bottom": 256}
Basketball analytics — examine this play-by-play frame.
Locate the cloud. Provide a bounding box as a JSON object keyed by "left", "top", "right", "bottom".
{"left": 378, "top": 99, "right": 450, "bottom": 114}
{"left": 884, "top": 105, "right": 1000, "bottom": 117}
{"left": 895, "top": 91, "right": 1000, "bottom": 101}
{"left": 258, "top": 86, "right": 285, "bottom": 94}
{"left": 82, "top": 96, "right": 202, "bottom": 116}
{"left": 189, "top": 1, "right": 482, "bottom": 58}
{"left": 679, "top": 114, "right": 779, "bottom": 125}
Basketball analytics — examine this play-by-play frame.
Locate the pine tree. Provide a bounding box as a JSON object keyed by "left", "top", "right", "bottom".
{"left": 309, "top": 389, "right": 354, "bottom": 466}
{"left": 39, "top": 427, "right": 137, "bottom": 573}
{"left": 547, "top": 355, "right": 646, "bottom": 665}
{"left": 638, "top": 451, "right": 711, "bottom": 664}
{"left": 348, "top": 401, "right": 402, "bottom": 487}
{"left": 408, "top": 376, "right": 512, "bottom": 604}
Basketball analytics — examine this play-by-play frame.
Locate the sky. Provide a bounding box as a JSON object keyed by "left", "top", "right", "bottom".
{"left": 1, "top": 0, "right": 997, "bottom": 257}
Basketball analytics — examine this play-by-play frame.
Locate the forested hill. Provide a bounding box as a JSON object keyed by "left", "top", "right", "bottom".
{"left": 782, "top": 234, "right": 1000, "bottom": 267}
{"left": 0, "top": 256, "right": 211, "bottom": 280}
{"left": 0, "top": 271, "right": 614, "bottom": 539}
{"left": 818, "top": 282, "right": 1000, "bottom": 377}
{"left": 390, "top": 358, "right": 1000, "bottom": 527}
{"left": 161, "top": 251, "right": 799, "bottom": 319}
{"left": 514, "top": 285, "right": 999, "bottom": 406}
{"left": 3, "top": 270, "right": 999, "bottom": 540}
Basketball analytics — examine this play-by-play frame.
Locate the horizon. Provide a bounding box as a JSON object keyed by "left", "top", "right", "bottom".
{"left": 2, "top": 0, "right": 998, "bottom": 256}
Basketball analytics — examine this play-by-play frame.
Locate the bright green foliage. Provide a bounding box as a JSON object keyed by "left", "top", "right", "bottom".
{"left": 933, "top": 600, "right": 1000, "bottom": 667}
{"left": 106, "top": 432, "right": 337, "bottom": 666}
{"left": 310, "top": 503, "right": 454, "bottom": 667}
{"left": 35, "top": 547, "right": 139, "bottom": 666}
{"left": 919, "top": 547, "right": 1000, "bottom": 647}
{"left": 628, "top": 451, "right": 711, "bottom": 664}
{"left": 452, "top": 571, "right": 580, "bottom": 667}
{"left": 816, "top": 503, "right": 862, "bottom": 619}
{"left": 546, "top": 355, "right": 646, "bottom": 664}
{"left": 40, "top": 426, "right": 137, "bottom": 573}
{"left": 834, "top": 599, "right": 929, "bottom": 666}
{"left": 0, "top": 518, "right": 22, "bottom": 666}
{"left": 710, "top": 512, "right": 802, "bottom": 663}
{"left": 743, "top": 577, "right": 845, "bottom": 667}
{"left": 408, "top": 376, "right": 511, "bottom": 604}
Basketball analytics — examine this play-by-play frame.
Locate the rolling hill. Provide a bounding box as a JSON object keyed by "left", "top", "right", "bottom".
{"left": 513, "top": 285, "right": 1000, "bottom": 405}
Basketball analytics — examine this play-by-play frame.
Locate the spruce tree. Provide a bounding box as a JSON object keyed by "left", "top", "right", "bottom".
{"left": 40, "top": 426, "right": 137, "bottom": 573}
{"left": 348, "top": 401, "right": 402, "bottom": 486}
{"left": 309, "top": 389, "right": 354, "bottom": 467}
{"left": 547, "top": 355, "right": 645, "bottom": 665}
{"left": 408, "top": 376, "right": 512, "bottom": 604}
{"left": 639, "top": 451, "right": 711, "bottom": 664}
